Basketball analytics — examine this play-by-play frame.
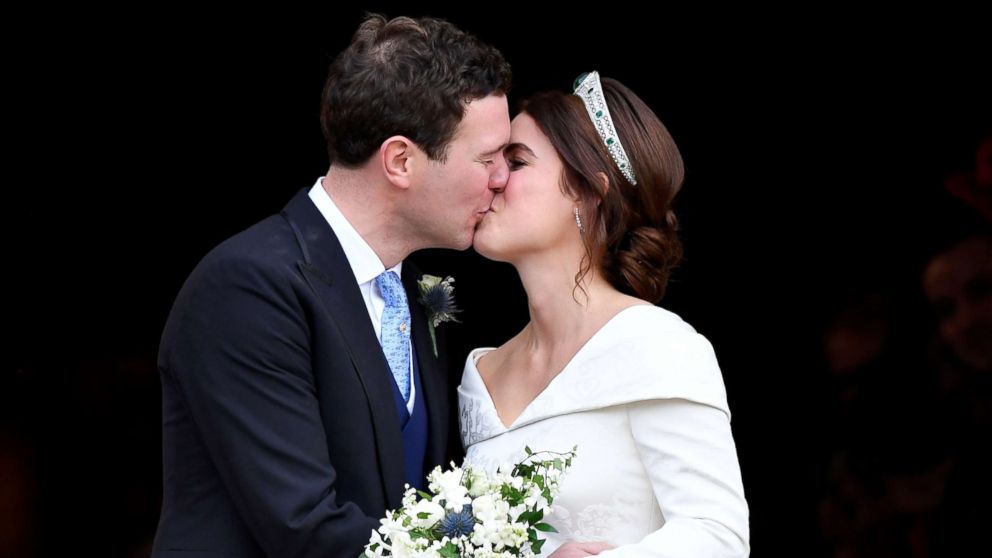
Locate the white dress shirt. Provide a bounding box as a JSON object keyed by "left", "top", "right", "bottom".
{"left": 309, "top": 179, "right": 415, "bottom": 413}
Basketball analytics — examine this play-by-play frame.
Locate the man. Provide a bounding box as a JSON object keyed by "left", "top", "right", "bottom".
{"left": 152, "top": 15, "right": 511, "bottom": 557}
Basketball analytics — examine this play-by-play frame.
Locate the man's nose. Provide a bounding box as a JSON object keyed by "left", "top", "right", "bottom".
{"left": 489, "top": 160, "right": 508, "bottom": 192}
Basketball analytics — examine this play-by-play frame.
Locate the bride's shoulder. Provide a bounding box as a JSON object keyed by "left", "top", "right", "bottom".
{"left": 463, "top": 331, "right": 523, "bottom": 375}
{"left": 596, "top": 304, "right": 718, "bottom": 367}
{"left": 465, "top": 328, "right": 526, "bottom": 370}
{"left": 610, "top": 303, "right": 700, "bottom": 338}
{"left": 589, "top": 305, "right": 728, "bottom": 407}
{"left": 463, "top": 347, "right": 497, "bottom": 373}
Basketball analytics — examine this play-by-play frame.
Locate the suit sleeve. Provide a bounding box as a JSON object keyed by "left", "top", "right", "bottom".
{"left": 160, "top": 253, "right": 378, "bottom": 558}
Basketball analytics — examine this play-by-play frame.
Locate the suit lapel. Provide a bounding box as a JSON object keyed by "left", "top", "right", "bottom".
{"left": 402, "top": 265, "right": 449, "bottom": 469}
{"left": 281, "top": 189, "right": 406, "bottom": 508}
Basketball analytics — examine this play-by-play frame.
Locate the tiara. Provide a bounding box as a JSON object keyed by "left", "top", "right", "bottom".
{"left": 573, "top": 71, "right": 637, "bottom": 185}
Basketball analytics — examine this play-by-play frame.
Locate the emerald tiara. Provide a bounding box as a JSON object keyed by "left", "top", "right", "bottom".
{"left": 573, "top": 71, "right": 637, "bottom": 186}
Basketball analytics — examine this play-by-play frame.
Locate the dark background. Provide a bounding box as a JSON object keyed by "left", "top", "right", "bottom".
{"left": 7, "top": 5, "right": 990, "bottom": 557}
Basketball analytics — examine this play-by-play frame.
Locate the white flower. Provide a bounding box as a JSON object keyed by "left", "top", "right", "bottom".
{"left": 402, "top": 486, "right": 419, "bottom": 509}
{"left": 466, "top": 466, "right": 492, "bottom": 497}
{"left": 407, "top": 498, "right": 445, "bottom": 528}
{"left": 472, "top": 546, "right": 501, "bottom": 558}
{"left": 498, "top": 523, "right": 529, "bottom": 549}
{"left": 431, "top": 466, "right": 471, "bottom": 511}
{"left": 365, "top": 528, "right": 388, "bottom": 557}
{"left": 378, "top": 512, "right": 405, "bottom": 539}
{"left": 471, "top": 494, "right": 511, "bottom": 526}
{"left": 366, "top": 448, "right": 577, "bottom": 558}
{"left": 388, "top": 531, "right": 415, "bottom": 558}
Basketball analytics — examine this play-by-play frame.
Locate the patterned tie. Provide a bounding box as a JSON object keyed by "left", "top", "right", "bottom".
{"left": 375, "top": 270, "right": 411, "bottom": 402}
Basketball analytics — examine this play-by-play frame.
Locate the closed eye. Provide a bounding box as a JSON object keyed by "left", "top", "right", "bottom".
{"left": 478, "top": 146, "right": 508, "bottom": 167}
{"left": 503, "top": 142, "right": 535, "bottom": 172}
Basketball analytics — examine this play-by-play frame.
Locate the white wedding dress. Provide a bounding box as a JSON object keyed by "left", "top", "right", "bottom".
{"left": 459, "top": 305, "right": 749, "bottom": 557}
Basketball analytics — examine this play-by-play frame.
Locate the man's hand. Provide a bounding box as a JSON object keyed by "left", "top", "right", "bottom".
{"left": 547, "top": 541, "right": 615, "bottom": 558}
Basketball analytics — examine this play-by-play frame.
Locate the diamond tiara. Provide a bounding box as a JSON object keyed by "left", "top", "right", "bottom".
{"left": 573, "top": 71, "right": 637, "bottom": 185}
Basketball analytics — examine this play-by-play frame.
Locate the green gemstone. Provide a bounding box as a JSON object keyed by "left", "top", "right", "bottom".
{"left": 607, "top": 138, "right": 614, "bottom": 145}
{"left": 573, "top": 72, "right": 590, "bottom": 91}
{"left": 596, "top": 110, "right": 603, "bottom": 118}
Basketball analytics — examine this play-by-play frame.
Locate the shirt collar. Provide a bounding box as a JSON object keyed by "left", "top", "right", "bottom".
{"left": 308, "top": 178, "right": 402, "bottom": 285}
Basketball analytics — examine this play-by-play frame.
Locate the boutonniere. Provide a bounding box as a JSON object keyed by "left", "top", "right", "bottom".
{"left": 416, "top": 274, "right": 460, "bottom": 357}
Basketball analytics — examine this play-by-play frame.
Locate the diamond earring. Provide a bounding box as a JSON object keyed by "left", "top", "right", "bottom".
{"left": 574, "top": 207, "right": 584, "bottom": 233}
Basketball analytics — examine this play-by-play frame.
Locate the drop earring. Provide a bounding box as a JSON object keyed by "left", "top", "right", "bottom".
{"left": 574, "top": 207, "right": 584, "bottom": 233}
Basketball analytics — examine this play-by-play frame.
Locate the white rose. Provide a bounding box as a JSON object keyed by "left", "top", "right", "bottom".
{"left": 466, "top": 467, "right": 492, "bottom": 498}
{"left": 389, "top": 532, "right": 414, "bottom": 558}
{"left": 408, "top": 498, "right": 445, "bottom": 528}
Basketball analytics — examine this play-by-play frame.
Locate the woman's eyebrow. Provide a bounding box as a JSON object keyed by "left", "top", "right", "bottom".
{"left": 505, "top": 143, "right": 536, "bottom": 157}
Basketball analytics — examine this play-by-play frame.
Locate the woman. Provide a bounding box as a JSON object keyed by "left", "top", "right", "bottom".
{"left": 459, "top": 72, "right": 750, "bottom": 557}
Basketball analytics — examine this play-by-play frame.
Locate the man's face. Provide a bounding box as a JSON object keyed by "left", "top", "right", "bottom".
{"left": 411, "top": 94, "right": 510, "bottom": 250}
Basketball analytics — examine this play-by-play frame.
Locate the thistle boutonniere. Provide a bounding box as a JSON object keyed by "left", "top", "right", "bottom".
{"left": 417, "top": 274, "right": 460, "bottom": 357}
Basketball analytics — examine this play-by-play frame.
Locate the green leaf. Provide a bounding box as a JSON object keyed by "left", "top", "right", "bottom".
{"left": 501, "top": 485, "right": 524, "bottom": 506}
{"left": 532, "top": 539, "right": 547, "bottom": 554}
{"left": 516, "top": 509, "right": 544, "bottom": 524}
{"left": 525, "top": 446, "right": 533, "bottom": 455}
{"left": 439, "top": 542, "right": 460, "bottom": 558}
{"left": 417, "top": 490, "right": 432, "bottom": 500}
{"left": 409, "top": 527, "right": 433, "bottom": 540}
{"left": 534, "top": 522, "right": 558, "bottom": 533}
{"left": 417, "top": 512, "right": 431, "bottom": 519}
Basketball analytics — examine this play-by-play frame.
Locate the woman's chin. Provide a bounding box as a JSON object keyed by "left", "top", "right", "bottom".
{"left": 472, "top": 231, "right": 506, "bottom": 262}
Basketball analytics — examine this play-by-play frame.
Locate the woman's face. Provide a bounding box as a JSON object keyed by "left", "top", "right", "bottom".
{"left": 923, "top": 236, "right": 992, "bottom": 372}
{"left": 473, "top": 113, "right": 580, "bottom": 263}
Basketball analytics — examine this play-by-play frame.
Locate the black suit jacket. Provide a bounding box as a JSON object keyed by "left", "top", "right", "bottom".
{"left": 152, "top": 189, "right": 458, "bottom": 557}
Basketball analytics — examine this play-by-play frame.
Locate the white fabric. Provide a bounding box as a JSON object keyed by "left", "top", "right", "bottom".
{"left": 459, "top": 305, "right": 749, "bottom": 557}
{"left": 309, "top": 179, "right": 414, "bottom": 413}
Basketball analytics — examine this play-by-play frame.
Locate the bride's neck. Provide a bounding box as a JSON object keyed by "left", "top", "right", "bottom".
{"left": 514, "top": 253, "right": 613, "bottom": 350}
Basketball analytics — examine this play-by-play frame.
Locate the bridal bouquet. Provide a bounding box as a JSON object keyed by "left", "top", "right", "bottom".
{"left": 364, "top": 447, "right": 577, "bottom": 558}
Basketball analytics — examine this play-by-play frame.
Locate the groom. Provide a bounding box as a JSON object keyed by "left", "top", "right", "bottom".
{"left": 151, "top": 15, "right": 512, "bottom": 558}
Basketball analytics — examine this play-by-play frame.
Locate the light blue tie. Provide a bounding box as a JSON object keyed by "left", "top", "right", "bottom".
{"left": 375, "top": 270, "right": 411, "bottom": 402}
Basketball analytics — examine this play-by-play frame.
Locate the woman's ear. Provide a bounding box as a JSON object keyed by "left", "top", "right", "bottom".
{"left": 380, "top": 135, "right": 416, "bottom": 189}
{"left": 596, "top": 172, "right": 610, "bottom": 198}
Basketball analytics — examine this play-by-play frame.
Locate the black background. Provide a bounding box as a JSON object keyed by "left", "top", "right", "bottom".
{"left": 7, "top": 5, "right": 990, "bottom": 556}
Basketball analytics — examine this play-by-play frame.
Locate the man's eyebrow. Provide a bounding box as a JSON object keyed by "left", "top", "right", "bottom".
{"left": 479, "top": 143, "right": 509, "bottom": 157}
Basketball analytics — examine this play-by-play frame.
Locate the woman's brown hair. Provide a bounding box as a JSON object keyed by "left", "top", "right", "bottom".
{"left": 521, "top": 76, "right": 684, "bottom": 303}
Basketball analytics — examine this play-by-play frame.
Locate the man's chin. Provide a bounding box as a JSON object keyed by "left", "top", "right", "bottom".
{"left": 444, "top": 229, "right": 475, "bottom": 251}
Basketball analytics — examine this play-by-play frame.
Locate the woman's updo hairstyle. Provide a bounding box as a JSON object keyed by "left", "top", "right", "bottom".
{"left": 520, "top": 74, "right": 684, "bottom": 303}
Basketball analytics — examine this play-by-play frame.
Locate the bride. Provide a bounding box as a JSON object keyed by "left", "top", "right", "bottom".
{"left": 459, "top": 72, "right": 750, "bottom": 557}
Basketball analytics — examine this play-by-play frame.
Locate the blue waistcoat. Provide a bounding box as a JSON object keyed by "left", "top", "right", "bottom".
{"left": 391, "top": 344, "right": 429, "bottom": 491}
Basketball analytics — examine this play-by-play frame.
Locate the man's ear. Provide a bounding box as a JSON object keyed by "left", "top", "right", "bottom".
{"left": 380, "top": 136, "right": 417, "bottom": 190}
